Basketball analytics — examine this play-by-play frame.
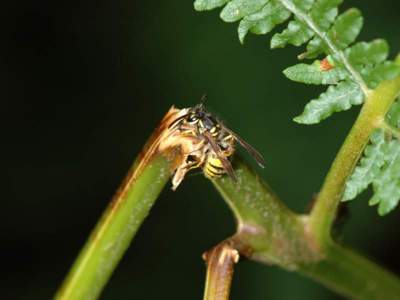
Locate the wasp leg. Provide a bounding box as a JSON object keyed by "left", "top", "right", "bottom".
{"left": 171, "top": 155, "right": 203, "bottom": 191}
{"left": 177, "top": 124, "right": 198, "bottom": 138}
{"left": 171, "top": 141, "right": 206, "bottom": 191}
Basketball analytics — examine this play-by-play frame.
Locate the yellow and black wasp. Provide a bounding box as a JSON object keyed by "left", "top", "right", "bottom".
{"left": 168, "top": 103, "right": 265, "bottom": 182}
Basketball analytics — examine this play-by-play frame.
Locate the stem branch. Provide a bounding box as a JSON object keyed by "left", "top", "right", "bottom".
{"left": 300, "top": 243, "right": 400, "bottom": 300}
{"left": 213, "top": 158, "right": 400, "bottom": 300}
{"left": 309, "top": 71, "right": 400, "bottom": 247}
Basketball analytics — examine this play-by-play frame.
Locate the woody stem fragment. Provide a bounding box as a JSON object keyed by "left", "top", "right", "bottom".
{"left": 203, "top": 241, "right": 240, "bottom": 300}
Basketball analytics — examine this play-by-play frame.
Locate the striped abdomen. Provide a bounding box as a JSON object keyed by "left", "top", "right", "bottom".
{"left": 204, "top": 156, "right": 226, "bottom": 179}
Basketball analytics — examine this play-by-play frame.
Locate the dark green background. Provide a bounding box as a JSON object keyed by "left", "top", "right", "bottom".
{"left": 2, "top": 0, "right": 400, "bottom": 299}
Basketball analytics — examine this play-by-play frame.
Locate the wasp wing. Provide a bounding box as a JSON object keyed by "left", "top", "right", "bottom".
{"left": 202, "top": 131, "right": 237, "bottom": 182}
{"left": 222, "top": 127, "right": 265, "bottom": 168}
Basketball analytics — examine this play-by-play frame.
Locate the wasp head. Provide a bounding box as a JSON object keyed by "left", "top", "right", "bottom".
{"left": 188, "top": 104, "right": 222, "bottom": 137}
{"left": 185, "top": 104, "right": 205, "bottom": 124}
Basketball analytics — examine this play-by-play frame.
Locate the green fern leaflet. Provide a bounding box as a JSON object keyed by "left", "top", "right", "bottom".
{"left": 194, "top": 0, "right": 400, "bottom": 124}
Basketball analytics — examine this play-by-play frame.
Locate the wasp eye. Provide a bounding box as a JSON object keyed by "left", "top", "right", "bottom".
{"left": 187, "top": 114, "right": 198, "bottom": 123}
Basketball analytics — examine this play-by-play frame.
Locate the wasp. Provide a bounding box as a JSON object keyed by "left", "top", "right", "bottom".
{"left": 168, "top": 104, "right": 265, "bottom": 184}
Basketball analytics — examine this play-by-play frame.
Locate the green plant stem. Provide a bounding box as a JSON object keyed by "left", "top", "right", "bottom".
{"left": 55, "top": 155, "right": 171, "bottom": 300}
{"left": 309, "top": 69, "right": 400, "bottom": 248}
{"left": 212, "top": 158, "right": 320, "bottom": 267}
{"left": 212, "top": 159, "right": 400, "bottom": 299}
{"left": 301, "top": 243, "right": 400, "bottom": 300}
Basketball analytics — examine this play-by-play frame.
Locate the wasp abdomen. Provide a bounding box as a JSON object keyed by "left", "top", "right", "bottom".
{"left": 204, "top": 156, "right": 226, "bottom": 179}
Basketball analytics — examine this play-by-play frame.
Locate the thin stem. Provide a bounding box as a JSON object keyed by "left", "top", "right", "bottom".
{"left": 309, "top": 72, "right": 400, "bottom": 248}
{"left": 300, "top": 242, "right": 400, "bottom": 300}
{"left": 279, "top": 0, "right": 370, "bottom": 95}
{"left": 202, "top": 241, "right": 239, "bottom": 300}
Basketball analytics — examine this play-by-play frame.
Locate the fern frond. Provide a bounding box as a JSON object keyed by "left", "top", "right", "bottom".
{"left": 194, "top": 0, "right": 400, "bottom": 214}
{"left": 387, "top": 101, "right": 400, "bottom": 128}
{"left": 293, "top": 80, "right": 362, "bottom": 124}
{"left": 194, "top": 0, "right": 230, "bottom": 11}
{"left": 369, "top": 139, "right": 400, "bottom": 215}
{"left": 343, "top": 129, "right": 386, "bottom": 202}
{"left": 283, "top": 58, "right": 348, "bottom": 85}
{"left": 238, "top": 2, "right": 291, "bottom": 43}
{"left": 343, "top": 100, "right": 400, "bottom": 215}
{"left": 220, "top": 0, "right": 271, "bottom": 22}
{"left": 193, "top": 0, "right": 400, "bottom": 124}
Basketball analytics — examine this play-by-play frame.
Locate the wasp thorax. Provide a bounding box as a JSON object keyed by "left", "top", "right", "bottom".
{"left": 163, "top": 104, "right": 265, "bottom": 190}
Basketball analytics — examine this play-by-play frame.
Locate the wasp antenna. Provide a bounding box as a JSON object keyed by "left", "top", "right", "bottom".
{"left": 200, "top": 94, "right": 207, "bottom": 105}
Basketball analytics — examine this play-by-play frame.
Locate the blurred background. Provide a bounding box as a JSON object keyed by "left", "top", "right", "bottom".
{"left": 2, "top": 0, "right": 400, "bottom": 299}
